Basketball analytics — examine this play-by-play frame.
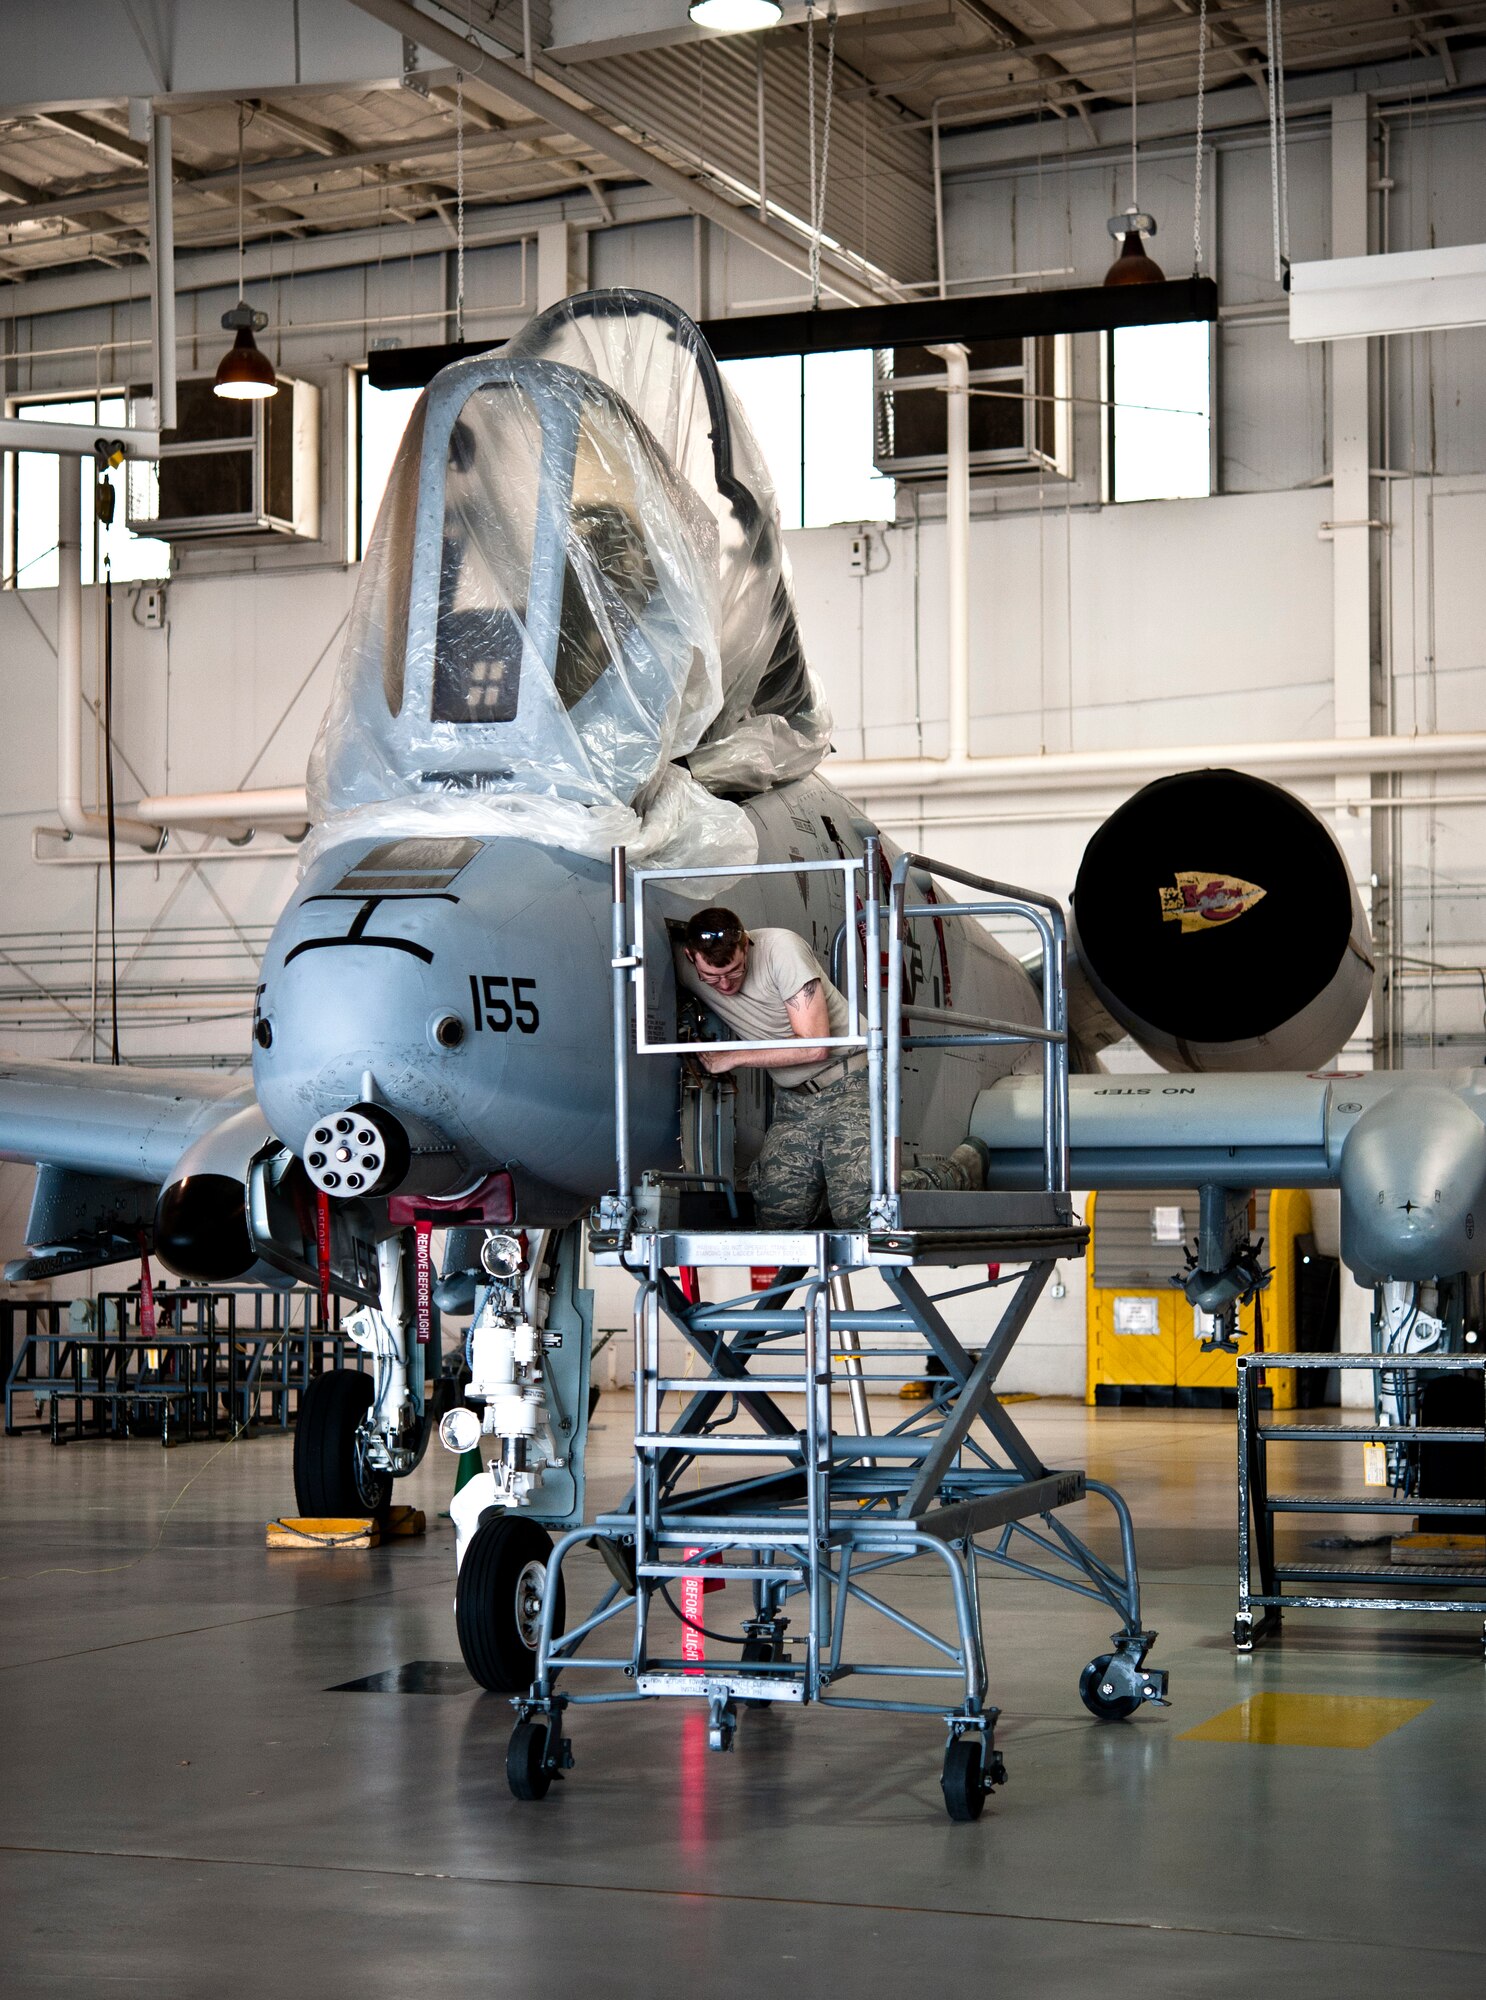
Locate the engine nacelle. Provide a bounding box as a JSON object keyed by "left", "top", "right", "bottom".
{"left": 1071, "top": 768, "right": 1374, "bottom": 1074}
{"left": 154, "top": 1102, "right": 292, "bottom": 1287}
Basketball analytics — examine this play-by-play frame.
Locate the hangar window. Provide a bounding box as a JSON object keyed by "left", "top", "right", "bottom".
{"left": 1106, "top": 321, "right": 1212, "bottom": 503}
{"left": 353, "top": 367, "right": 421, "bottom": 559}
{"left": 5, "top": 393, "right": 170, "bottom": 589}
{"left": 720, "top": 348, "right": 895, "bottom": 530}
{"left": 874, "top": 337, "right": 1071, "bottom": 481}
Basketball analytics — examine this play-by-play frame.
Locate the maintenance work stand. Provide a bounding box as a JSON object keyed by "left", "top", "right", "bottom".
{"left": 507, "top": 840, "right": 1169, "bottom": 1821}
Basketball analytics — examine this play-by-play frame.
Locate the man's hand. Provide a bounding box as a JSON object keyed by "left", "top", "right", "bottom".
{"left": 698, "top": 1046, "right": 737, "bottom": 1075}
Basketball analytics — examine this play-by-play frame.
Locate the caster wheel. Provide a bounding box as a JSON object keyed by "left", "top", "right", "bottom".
{"left": 293, "top": 1369, "right": 392, "bottom": 1516}
{"left": 507, "top": 1719, "right": 555, "bottom": 1801}
{"left": 941, "top": 1736, "right": 987, "bottom": 1822}
{"left": 707, "top": 1700, "right": 738, "bottom": 1752}
{"left": 1079, "top": 1653, "right": 1141, "bottom": 1722}
{"left": 457, "top": 1516, "right": 566, "bottom": 1693}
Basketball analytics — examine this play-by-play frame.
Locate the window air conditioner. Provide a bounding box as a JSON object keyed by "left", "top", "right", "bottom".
{"left": 126, "top": 375, "right": 320, "bottom": 542}
{"left": 873, "top": 335, "right": 1071, "bottom": 481}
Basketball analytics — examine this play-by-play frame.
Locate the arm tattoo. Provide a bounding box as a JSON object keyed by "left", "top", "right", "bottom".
{"left": 789, "top": 979, "right": 821, "bottom": 1006}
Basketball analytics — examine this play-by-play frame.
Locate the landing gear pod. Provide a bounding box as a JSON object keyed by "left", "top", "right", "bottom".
{"left": 1071, "top": 768, "right": 1374, "bottom": 1073}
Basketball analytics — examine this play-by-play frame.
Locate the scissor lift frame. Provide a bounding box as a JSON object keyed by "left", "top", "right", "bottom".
{"left": 508, "top": 841, "right": 1168, "bottom": 1819}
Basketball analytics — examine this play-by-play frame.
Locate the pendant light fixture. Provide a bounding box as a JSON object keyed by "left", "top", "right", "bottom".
{"left": 1105, "top": 208, "right": 1165, "bottom": 286}
{"left": 1104, "top": 1, "right": 1165, "bottom": 286}
{"left": 213, "top": 103, "right": 278, "bottom": 401}
{"left": 689, "top": 1, "right": 782, "bottom": 31}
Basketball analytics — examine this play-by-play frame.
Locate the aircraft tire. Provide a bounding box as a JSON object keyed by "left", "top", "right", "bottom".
{"left": 457, "top": 1516, "right": 566, "bottom": 1693}
{"left": 292, "top": 1368, "right": 393, "bottom": 1516}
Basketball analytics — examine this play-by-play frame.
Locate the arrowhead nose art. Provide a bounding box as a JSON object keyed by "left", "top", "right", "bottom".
{"left": 1158, "top": 871, "right": 1266, "bottom": 932}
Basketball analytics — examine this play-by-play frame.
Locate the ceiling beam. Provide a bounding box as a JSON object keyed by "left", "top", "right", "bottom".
{"left": 248, "top": 93, "right": 456, "bottom": 218}
{"left": 34, "top": 108, "right": 147, "bottom": 167}
{"left": 0, "top": 120, "right": 563, "bottom": 228}
{"left": 428, "top": 78, "right": 623, "bottom": 217}
{"left": 0, "top": 144, "right": 142, "bottom": 248}
{"left": 347, "top": 0, "right": 906, "bottom": 303}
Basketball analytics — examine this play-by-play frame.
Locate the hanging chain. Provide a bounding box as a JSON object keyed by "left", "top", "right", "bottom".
{"left": 1129, "top": 0, "right": 1139, "bottom": 210}
{"left": 1275, "top": 0, "right": 1290, "bottom": 271}
{"left": 806, "top": 3, "right": 818, "bottom": 306}
{"left": 236, "top": 101, "right": 247, "bottom": 298}
{"left": 1265, "top": 0, "right": 1284, "bottom": 284}
{"left": 816, "top": 3, "right": 837, "bottom": 307}
{"left": 1193, "top": 0, "right": 1207, "bottom": 270}
{"left": 455, "top": 71, "right": 467, "bottom": 341}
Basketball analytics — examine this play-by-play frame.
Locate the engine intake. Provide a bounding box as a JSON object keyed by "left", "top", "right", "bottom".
{"left": 1071, "top": 768, "right": 1374, "bottom": 1073}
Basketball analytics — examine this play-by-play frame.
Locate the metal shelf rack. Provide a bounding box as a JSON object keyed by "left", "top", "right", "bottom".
{"left": 1235, "top": 1349, "right": 1486, "bottom": 1649}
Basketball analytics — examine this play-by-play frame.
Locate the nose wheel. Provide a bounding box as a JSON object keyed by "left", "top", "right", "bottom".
{"left": 456, "top": 1515, "right": 567, "bottom": 1693}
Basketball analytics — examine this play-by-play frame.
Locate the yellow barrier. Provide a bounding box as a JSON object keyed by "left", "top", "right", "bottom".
{"left": 1086, "top": 1189, "right": 1314, "bottom": 1408}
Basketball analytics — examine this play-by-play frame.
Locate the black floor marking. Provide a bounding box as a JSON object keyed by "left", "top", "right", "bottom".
{"left": 330, "top": 1659, "right": 475, "bottom": 1694}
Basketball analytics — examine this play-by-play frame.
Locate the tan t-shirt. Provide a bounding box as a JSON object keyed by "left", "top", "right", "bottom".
{"left": 677, "top": 926, "right": 851, "bottom": 1089}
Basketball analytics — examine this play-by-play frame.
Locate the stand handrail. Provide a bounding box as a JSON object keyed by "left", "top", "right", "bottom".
{"left": 607, "top": 837, "right": 1071, "bottom": 1225}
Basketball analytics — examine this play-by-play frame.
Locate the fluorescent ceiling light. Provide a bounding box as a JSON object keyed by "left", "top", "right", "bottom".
{"left": 689, "top": 0, "right": 783, "bottom": 31}
{"left": 1290, "top": 242, "right": 1486, "bottom": 342}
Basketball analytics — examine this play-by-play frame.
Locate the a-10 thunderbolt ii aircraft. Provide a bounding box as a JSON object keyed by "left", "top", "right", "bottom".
{"left": 3, "top": 289, "right": 1484, "bottom": 1696}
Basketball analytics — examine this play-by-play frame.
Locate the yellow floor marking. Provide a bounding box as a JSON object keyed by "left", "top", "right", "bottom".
{"left": 1180, "top": 1692, "right": 1432, "bottom": 1749}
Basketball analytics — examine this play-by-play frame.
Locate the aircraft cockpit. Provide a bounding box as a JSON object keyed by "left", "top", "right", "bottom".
{"left": 306, "top": 289, "right": 831, "bottom": 858}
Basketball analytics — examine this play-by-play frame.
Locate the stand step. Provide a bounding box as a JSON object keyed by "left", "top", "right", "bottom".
{"left": 1261, "top": 1425, "right": 1486, "bottom": 1443}
{"left": 1266, "top": 1493, "right": 1486, "bottom": 1515}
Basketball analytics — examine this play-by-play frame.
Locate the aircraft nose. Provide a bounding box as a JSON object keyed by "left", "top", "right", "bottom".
{"left": 252, "top": 836, "right": 641, "bottom": 1214}
{"left": 1340, "top": 1088, "right": 1486, "bottom": 1282}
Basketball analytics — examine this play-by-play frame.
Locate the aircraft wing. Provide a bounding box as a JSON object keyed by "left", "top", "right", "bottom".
{"left": 0, "top": 1055, "right": 251, "bottom": 1184}
{"left": 0, "top": 1057, "right": 262, "bottom": 1283}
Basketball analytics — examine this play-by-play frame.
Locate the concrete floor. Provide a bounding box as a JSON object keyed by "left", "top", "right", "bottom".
{"left": 2, "top": 1396, "right": 1484, "bottom": 1998}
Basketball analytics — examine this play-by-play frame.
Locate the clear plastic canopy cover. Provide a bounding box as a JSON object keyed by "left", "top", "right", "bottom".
{"left": 305, "top": 291, "right": 830, "bottom": 871}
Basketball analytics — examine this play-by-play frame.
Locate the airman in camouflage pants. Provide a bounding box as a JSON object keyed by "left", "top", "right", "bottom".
{"left": 749, "top": 1068, "right": 981, "bottom": 1230}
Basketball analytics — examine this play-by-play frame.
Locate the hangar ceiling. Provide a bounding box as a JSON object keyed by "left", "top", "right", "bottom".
{"left": 0, "top": 0, "right": 1481, "bottom": 292}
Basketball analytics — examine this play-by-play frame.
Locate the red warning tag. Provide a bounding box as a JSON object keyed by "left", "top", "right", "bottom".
{"left": 315, "top": 1190, "right": 332, "bottom": 1321}
{"left": 138, "top": 1240, "right": 156, "bottom": 1342}
{"left": 414, "top": 1219, "right": 433, "bottom": 1345}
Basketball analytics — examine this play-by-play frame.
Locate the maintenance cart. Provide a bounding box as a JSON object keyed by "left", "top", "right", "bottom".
{"left": 506, "top": 840, "right": 1169, "bottom": 1820}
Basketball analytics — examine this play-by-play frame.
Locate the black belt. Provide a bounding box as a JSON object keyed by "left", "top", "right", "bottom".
{"left": 792, "top": 1053, "right": 868, "bottom": 1096}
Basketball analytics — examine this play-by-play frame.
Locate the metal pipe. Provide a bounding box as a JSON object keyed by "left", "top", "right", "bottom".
{"left": 348, "top": 0, "right": 902, "bottom": 308}
{"left": 931, "top": 104, "right": 946, "bottom": 300}
{"left": 926, "top": 342, "right": 971, "bottom": 765}
{"left": 55, "top": 457, "right": 161, "bottom": 852}
{"left": 132, "top": 786, "right": 309, "bottom": 832}
{"left": 863, "top": 835, "right": 885, "bottom": 1209}
{"left": 148, "top": 112, "right": 177, "bottom": 434}
{"left": 884, "top": 866, "right": 905, "bottom": 1203}
{"left": 824, "top": 729, "right": 1486, "bottom": 799}
{"left": 756, "top": 41, "right": 768, "bottom": 223}
{"left": 829, "top": 1274, "right": 874, "bottom": 1456}
{"left": 611, "top": 845, "right": 632, "bottom": 1207}
{"left": 0, "top": 418, "right": 160, "bottom": 458}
